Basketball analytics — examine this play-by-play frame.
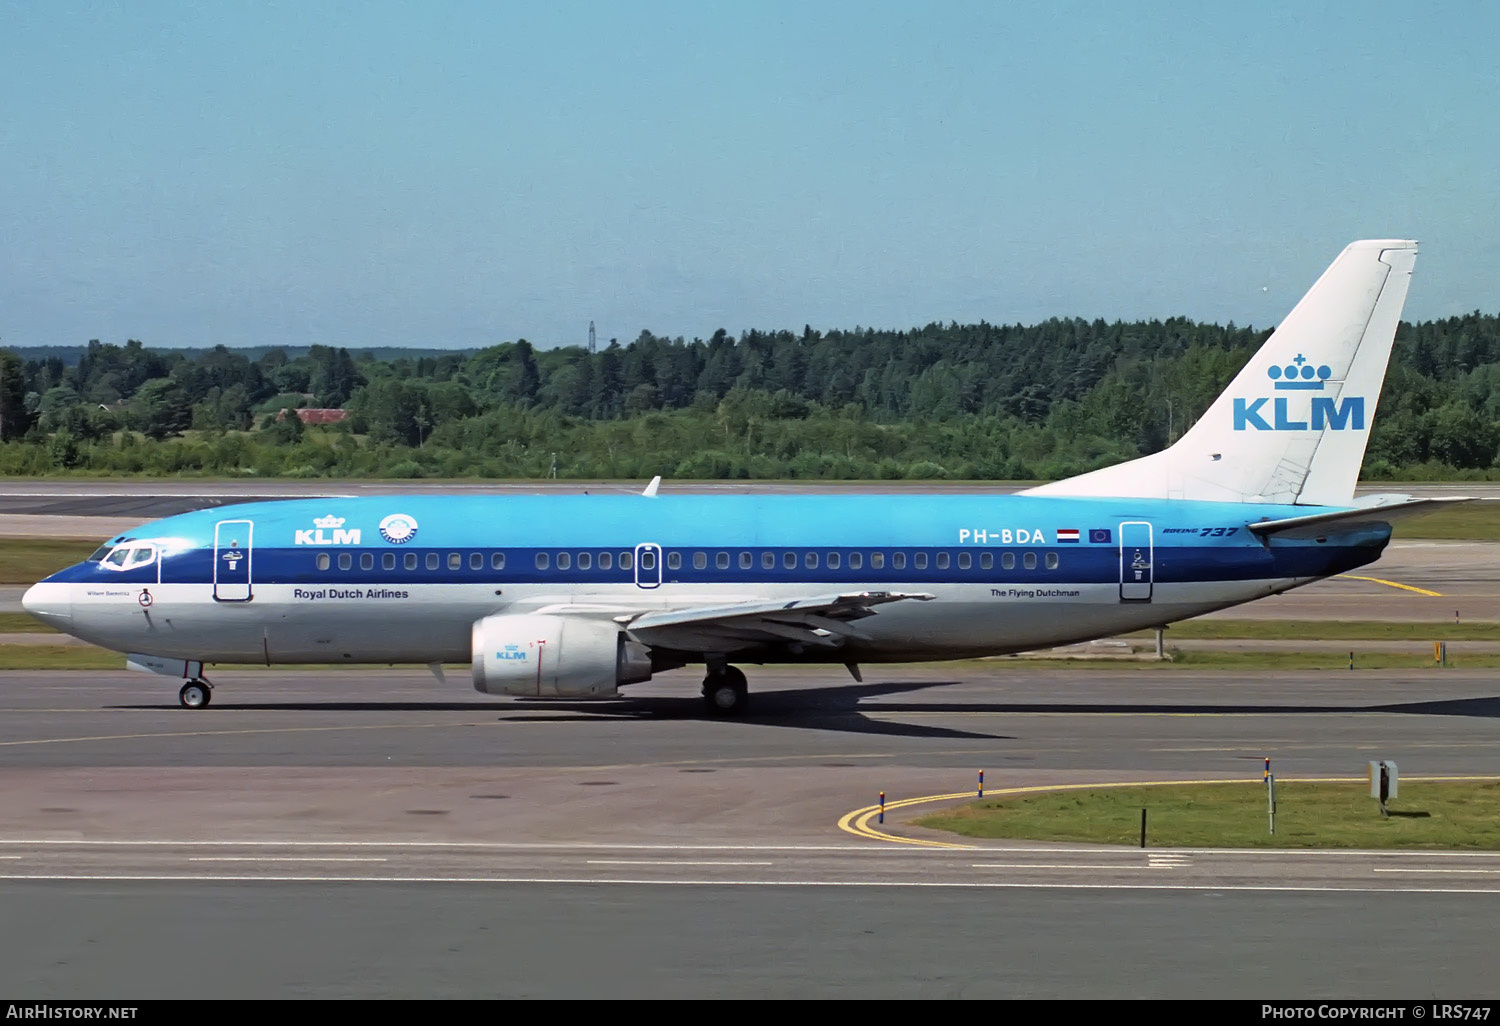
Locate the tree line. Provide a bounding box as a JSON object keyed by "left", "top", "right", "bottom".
{"left": 1, "top": 310, "right": 1497, "bottom": 479}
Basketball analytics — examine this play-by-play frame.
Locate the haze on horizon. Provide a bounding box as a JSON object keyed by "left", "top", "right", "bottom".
{"left": 3, "top": 1, "right": 1497, "bottom": 351}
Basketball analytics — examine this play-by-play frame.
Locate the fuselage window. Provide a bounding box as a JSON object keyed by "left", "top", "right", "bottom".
{"left": 980, "top": 552, "right": 993, "bottom": 570}
{"left": 762, "top": 552, "right": 775, "bottom": 570}
{"left": 828, "top": 552, "right": 841, "bottom": 569}
{"left": 1046, "top": 551, "right": 1059, "bottom": 570}
{"left": 1024, "top": 552, "right": 1037, "bottom": 570}
{"left": 716, "top": 552, "right": 729, "bottom": 570}
{"left": 871, "top": 552, "right": 884, "bottom": 569}
{"left": 383, "top": 552, "right": 395, "bottom": 570}
{"left": 694, "top": 552, "right": 707, "bottom": 570}
{"left": 449, "top": 552, "right": 462, "bottom": 570}
{"left": 491, "top": 552, "right": 505, "bottom": 570}
{"left": 915, "top": 552, "right": 928, "bottom": 570}
{"left": 406, "top": 552, "right": 419, "bottom": 571}
{"left": 667, "top": 551, "right": 681, "bottom": 570}
{"left": 578, "top": 552, "right": 592, "bottom": 570}
{"left": 470, "top": 552, "right": 483, "bottom": 570}
{"left": 557, "top": 552, "right": 571, "bottom": 570}
{"left": 360, "top": 552, "right": 374, "bottom": 571}
{"left": 620, "top": 551, "right": 633, "bottom": 570}
{"left": 892, "top": 552, "right": 906, "bottom": 570}
{"left": 805, "top": 551, "right": 818, "bottom": 569}
{"left": 849, "top": 552, "right": 863, "bottom": 570}
{"left": 783, "top": 551, "right": 796, "bottom": 569}
{"left": 640, "top": 550, "right": 656, "bottom": 571}
{"left": 958, "top": 552, "right": 971, "bottom": 570}
{"left": 740, "top": 552, "right": 752, "bottom": 569}
{"left": 426, "top": 552, "right": 439, "bottom": 570}
{"left": 317, "top": 553, "right": 330, "bottom": 571}
{"left": 936, "top": 552, "right": 950, "bottom": 570}
{"left": 599, "top": 551, "right": 612, "bottom": 570}
{"left": 338, "top": 553, "right": 352, "bottom": 571}
{"left": 535, "top": 552, "right": 549, "bottom": 570}
{"left": 1001, "top": 552, "right": 1015, "bottom": 570}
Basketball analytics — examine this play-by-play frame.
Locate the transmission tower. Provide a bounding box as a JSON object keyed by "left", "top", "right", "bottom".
{"left": 588, "top": 321, "right": 596, "bottom": 353}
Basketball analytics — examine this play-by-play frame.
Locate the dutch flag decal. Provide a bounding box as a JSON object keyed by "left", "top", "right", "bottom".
{"left": 1056, "top": 529, "right": 1080, "bottom": 543}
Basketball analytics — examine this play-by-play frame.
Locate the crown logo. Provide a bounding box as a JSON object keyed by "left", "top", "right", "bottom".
{"left": 313, "top": 514, "right": 345, "bottom": 529}
{"left": 1267, "top": 354, "right": 1332, "bottom": 391}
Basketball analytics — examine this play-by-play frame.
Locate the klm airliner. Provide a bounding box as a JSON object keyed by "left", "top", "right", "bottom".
{"left": 23, "top": 240, "right": 1464, "bottom": 714}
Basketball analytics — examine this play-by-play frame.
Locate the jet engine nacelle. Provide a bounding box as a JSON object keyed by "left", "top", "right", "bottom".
{"left": 471, "top": 613, "right": 653, "bottom": 697}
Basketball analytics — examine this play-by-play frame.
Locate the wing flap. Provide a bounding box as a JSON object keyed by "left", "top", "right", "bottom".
{"left": 624, "top": 591, "right": 933, "bottom": 652}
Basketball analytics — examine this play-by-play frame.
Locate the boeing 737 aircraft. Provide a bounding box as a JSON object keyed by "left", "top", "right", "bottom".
{"left": 23, "top": 240, "right": 1465, "bottom": 714}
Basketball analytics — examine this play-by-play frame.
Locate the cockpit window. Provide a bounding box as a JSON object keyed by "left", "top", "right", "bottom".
{"left": 87, "top": 545, "right": 113, "bottom": 562}
{"left": 100, "top": 544, "right": 158, "bottom": 571}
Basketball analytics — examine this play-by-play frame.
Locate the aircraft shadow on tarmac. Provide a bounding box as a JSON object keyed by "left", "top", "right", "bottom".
{"left": 109, "top": 684, "right": 1500, "bottom": 739}
{"left": 112, "top": 679, "right": 1007, "bottom": 740}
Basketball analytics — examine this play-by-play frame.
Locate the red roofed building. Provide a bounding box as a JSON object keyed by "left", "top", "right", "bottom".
{"left": 275, "top": 408, "right": 349, "bottom": 425}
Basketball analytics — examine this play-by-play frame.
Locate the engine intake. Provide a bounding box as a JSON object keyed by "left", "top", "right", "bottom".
{"left": 471, "top": 613, "right": 653, "bottom": 697}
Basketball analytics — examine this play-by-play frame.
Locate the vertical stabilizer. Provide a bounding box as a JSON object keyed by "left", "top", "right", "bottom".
{"left": 1025, "top": 239, "right": 1418, "bottom": 505}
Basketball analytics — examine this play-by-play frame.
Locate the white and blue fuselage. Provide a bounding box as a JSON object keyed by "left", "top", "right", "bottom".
{"left": 26, "top": 492, "right": 1386, "bottom": 665}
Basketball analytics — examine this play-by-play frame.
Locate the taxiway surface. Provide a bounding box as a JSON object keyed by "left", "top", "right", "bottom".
{"left": 2, "top": 665, "right": 1499, "bottom": 997}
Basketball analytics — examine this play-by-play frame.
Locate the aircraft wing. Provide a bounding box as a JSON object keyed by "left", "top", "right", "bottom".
{"left": 620, "top": 591, "right": 935, "bottom": 652}
{"left": 1247, "top": 496, "right": 1475, "bottom": 540}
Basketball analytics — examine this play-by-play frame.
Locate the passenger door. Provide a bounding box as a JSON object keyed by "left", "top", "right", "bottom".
{"left": 213, "top": 519, "right": 253, "bottom": 602}
{"left": 1118, "top": 521, "right": 1153, "bottom": 602}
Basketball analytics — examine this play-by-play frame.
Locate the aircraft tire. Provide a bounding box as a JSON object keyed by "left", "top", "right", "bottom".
{"left": 702, "top": 667, "right": 748, "bottom": 716}
{"left": 179, "top": 680, "right": 211, "bottom": 709}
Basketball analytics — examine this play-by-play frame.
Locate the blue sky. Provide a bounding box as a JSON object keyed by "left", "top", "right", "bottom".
{"left": 3, "top": 1, "right": 1497, "bottom": 349}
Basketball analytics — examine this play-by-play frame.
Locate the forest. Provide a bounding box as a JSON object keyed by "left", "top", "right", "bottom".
{"left": 0, "top": 310, "right": 1497, "bottom": 481}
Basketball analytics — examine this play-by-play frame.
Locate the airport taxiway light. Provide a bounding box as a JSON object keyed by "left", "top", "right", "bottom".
{"left": 1263, "top": 757, "right": 1270, "bottom": 781}
{"left": 978, "top": 770, "right": 984, "bottom": 798}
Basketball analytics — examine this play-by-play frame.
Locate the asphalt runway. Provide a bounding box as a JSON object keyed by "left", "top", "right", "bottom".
{"left": 3, "top": 665, "right": 1500, "bottom": 996}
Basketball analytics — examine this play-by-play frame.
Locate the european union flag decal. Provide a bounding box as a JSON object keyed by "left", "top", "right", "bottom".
{"left": 1089, "top": 528, "right": 1112, "bottom": 544}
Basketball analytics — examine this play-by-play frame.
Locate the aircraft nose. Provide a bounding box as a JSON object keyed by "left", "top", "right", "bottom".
{"left": 22, "top": 582, "right": 72, "bottom": 629}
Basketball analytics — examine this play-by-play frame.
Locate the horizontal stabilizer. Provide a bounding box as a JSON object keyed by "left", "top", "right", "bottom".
{"left": 1246, "top": 496, "right": 1475, "bottom": 539}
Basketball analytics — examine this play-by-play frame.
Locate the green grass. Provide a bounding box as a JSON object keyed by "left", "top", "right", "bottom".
{"left": 1394, "top": 503, "right": 1500, "bottom": 540}
{"left": 1162, "top": 649, "right": 1495, "bottom": 669}
{"left": 1130, "top": 619, "right": 1500, "bottom": 641}
{"left": 0, "top": 645, "right": 132, "bottom": 670}
{"left": 0, "top": 539, "right": 101, "bottom": 584}
{"left": 0, "top": 612, "right": 57, "bottom": 632}
{"left": 915, "top": 780, "right": 1500, "bottom": 849}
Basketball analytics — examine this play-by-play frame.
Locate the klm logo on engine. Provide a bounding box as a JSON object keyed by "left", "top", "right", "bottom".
{"left": 1232, "top": 356, "right": 1364, "bottom": 432}
{"left": 494, "top": 644, "right": 527, "bottom": 661}
{"left": 294, "top": 514, "right": 362, "bottom": 546}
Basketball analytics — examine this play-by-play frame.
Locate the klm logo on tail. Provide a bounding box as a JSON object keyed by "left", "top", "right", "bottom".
{"left": 1232, "top": 356, "right": 1364, "bottom": 432}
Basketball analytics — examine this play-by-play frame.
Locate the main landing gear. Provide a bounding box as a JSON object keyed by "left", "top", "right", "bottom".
{"left": 178, "top": 678, "right": 213, "bottom": 709}
{"left": 702, "top": 665, "right": 748, "bottom": 716}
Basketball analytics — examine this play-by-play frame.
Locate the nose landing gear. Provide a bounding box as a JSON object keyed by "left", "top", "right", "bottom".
{"left": 178, "top": 679, "right": 213, "bottom": 709}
